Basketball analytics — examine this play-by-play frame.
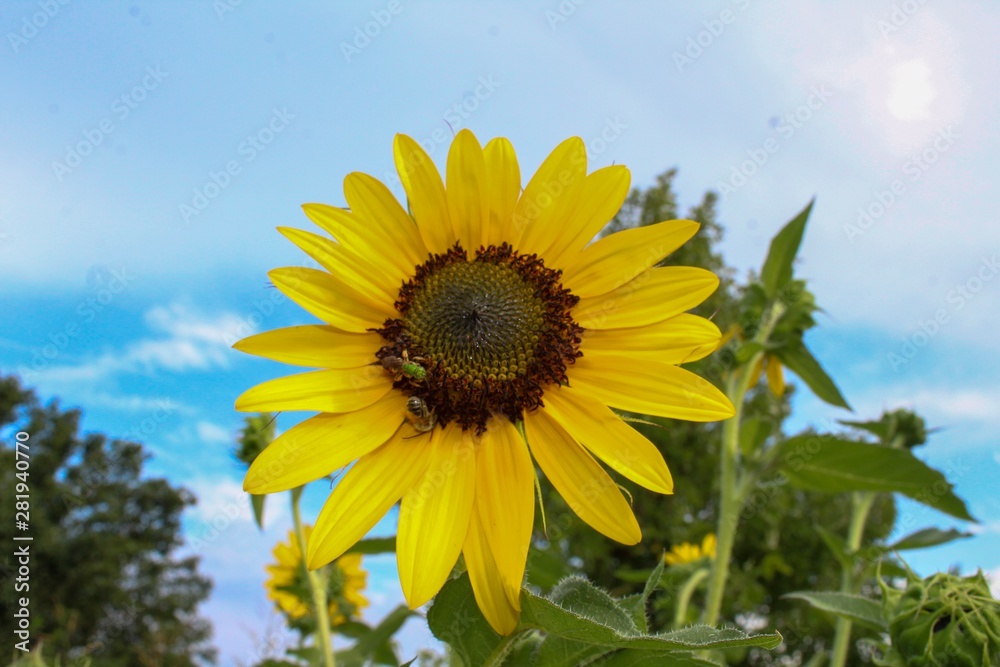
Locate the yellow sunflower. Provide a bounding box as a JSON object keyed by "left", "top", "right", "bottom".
{"left": 266, "top": 526, "right": 369, "bottom": 626}
{"left": 663, "top": 533, "right": 717, "bottom": 567}
{"left": 235, "top": 130, "right": 734, "bottom": 634}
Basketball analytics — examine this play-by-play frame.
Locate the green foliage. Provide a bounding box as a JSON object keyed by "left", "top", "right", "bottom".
{"left": 840, "top": 409, "right": 931, "bottom": 450}
{"left": 784, "top": 592, "right": 887, "bottom": 632}
{"left": 759, "top": 199, "right": 813, "bottom": 299}
{"left": 888, "top": 528, "right": 972, "bottom": 552}
{"left": 335, "top": 605, "right": 416, "bottom": 667}
{"left": 427, "top": 572, "right": 780, "bottom": 667}
{"left": 774, "top": 340, "right": 850, "bottom": 410}
{"left": 797, "top": 571, "right": 1000, "bottom": 666}
{"left": 536, "top": 170, "right": 874, "bottom": 665}
{"left": 772, "top": 435, "right": 975, "bottom": 521}
{"left": 0, "top": 374, "right": 215, "bottom": 666}
{"left": 236, "top": 412, "right": 276, "bottom": 530}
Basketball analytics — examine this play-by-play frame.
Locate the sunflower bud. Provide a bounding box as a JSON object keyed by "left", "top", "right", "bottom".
{"left": 234, "top": 412, "right": 275, "bottom": 468}
{"left": 882, "top": 571, "right": 1000, "bottom": 666}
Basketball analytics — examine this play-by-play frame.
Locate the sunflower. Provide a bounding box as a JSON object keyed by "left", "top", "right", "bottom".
{"left": 266, "top": 526, "right": 368, "bottom": 626}
{"left": 235, "top": 130, "right": 734, "bottom": 634}
{"left": 663, "top": 533, "right": 717, "bottom": 567}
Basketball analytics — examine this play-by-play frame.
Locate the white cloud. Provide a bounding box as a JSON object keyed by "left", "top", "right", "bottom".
{"left": 864, "top": 388, "right": 1000, "bottom": 426}
{"left": 887, "top": 58, "right": 935, "bottom": 121}
{"left": 986, "top": 567, "right": 1000, "bottom": 599}
{"left": 196, "top": 421, "right": 233, "bottom": 444}
{"left": 38, "top": 302, "right": 242, "bottom": 384}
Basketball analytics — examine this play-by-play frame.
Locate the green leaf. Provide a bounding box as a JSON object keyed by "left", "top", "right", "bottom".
{"left": 740, "top": 417, "right": 773, "bottom": 456}
{"left": 838, "top": 418, "right": 890, "bottom": 442}
{"left": 591, "top": 649, "right": 718, "bottom": 666}
{"left": 547, "top": 576, "right": 638, "bottom": 635}
{"left": 785, "top": 591, "right": 887, "bottom": 631}
{"left": 888, "top": 527, "right": 973, "bottom": 551}
{"left": 533, "top": 636, "right": 612, "bottom": 667}
{"left": 774, "top": 436, "right": 976, "bottom": 521}
{"left": 776, "top": 341, "right": 850, "bottom": 410}
{"left": 346, "top": 604, "right": 412, "bottom": 665}
{"left": 521, "top": 587, "right": 782, "bottom": 651}
{"left": 760, "top": 199, "right": 814, "bottom": 297}
{"left": 426, "top": 574, "right": 507, "bottom": 667}
{"left": 335, "top": 620, "right": 372, "bottom": 640}
{"left": 345, "top": 536, "right": 397, "bottom": 555}
{"left": 251, "top": 493, "right": 266, "bottom": 531}
{"left": 613, "top": 562, "right": 668, "bottom": 637}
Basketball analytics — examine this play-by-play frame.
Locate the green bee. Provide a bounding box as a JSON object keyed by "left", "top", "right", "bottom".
{"left": 380, "top": 350, "right": 428, "bottom": 381}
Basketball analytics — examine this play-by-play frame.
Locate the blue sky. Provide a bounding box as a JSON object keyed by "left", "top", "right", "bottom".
{"left": 3, "top": 1, "right": 999, "bottom": 663}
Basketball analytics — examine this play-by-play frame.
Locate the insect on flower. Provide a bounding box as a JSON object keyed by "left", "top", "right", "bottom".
{"left": 404, "top": 396, "right": 436, "bottom": 433}
{"left": 379, "top": 348, "right": 429, "bottom": 382}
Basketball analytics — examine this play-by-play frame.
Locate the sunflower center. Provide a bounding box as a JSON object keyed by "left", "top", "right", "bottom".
{"left": 375, "top": 243, "right": 583, "bottom": 433}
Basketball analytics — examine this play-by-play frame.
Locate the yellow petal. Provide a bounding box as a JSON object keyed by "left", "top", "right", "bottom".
{"left": 543, "top": 165, "right": 631, "bottom": 269}
{"left": 510, "top": 136, "right": 586, "bottom": 251}
{"left": 562, "top": 220, "right": 700, "bottom": 298}
{"left": 572, "top": 267, "right": 719, "bottom": 330}
{"left": 541, "top": 385, "right": 673, "bottom": 494}
{"left": 524, "top": 409, "right": 641, "bottom": 544}
{"left": 269, "top": 267, "right": 393, "bottom": 333}
{"left": 568, "top": 354, "right": 735, "bottom": 422}
{"left": 307, "top": 429, "right": 432, "bottom": 569}
{"left": 766, "top": 356, "right": 786, "bottom": 396}
{"left": 397, "top": 423, "right": 476, "bottom": 608}
{"left": 277, "top": 226, "right": 397, "bottom": 305}
{"left": 343, "top": 172, "right": 427, "bottom": 275}
{"left": 483, "top": 137, "right": 521, "bottom": 246}
{"left": 301, "top": 203, "right": 410, "bottom": 288}
{"left": 475, "top": 418, "right": 534, "bottom": 609}
{"left": 463, "top": 503, "right": 520, "bottom": 635}
{"left": 233, "top": 325, "right": 381, "bottom": 369}
{"left": 235, "top": 367, "right": 392, "bottom": 413}
{"left": 243, "top": 393, "right": 409, "bottom": 494}
{"left": 702, "top": 533, "right": 717, "bottom": 558}
{"left": 446, "top": 129, "right": 489, "bottom": 251}
{"left": 394, "top": 133, "right": 453, "bottom": 256}
{"left": 580, "top": 314, "right": 722, "bottom": 365}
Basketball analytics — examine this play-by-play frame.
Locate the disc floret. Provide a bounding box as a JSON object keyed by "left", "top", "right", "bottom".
{"left": 375, "top": 243, "right": 583, "bottom": 432}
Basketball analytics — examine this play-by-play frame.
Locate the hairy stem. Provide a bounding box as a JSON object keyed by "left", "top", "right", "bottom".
{"left": 702, "top": 301, "right": 786, "bottom": 629}
{"left": 829, "top": 492, "right": 876, "bottom": 667}
{"left": 291, "top": 487, "right": 336, "bottom": 667}
{"left": 675, "top": 568, "right": 711, "bottom": 629}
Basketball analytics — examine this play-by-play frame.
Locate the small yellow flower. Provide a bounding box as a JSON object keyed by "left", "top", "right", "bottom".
{"left": 265, "top": 526, "right": 368, "bottom": 626}
{"left": 664, "top": 533, "right": 717, "bottom": 566}
{"left": 237, "top": 131, "right": 735, "bottom": 634}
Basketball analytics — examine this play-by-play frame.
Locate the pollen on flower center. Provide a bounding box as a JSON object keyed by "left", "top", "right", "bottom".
{"left": 374, "top": 242, "right": 583, "bottom": 433}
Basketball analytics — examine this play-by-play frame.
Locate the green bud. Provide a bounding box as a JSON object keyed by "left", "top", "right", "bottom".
{"left": 884, "top": 408, "right": 929, "bottom": 450}
{"left": 235, "top": 412, "right": 276, "bottom": 467}
{"left": 882, "top": 571, "right": 1000, "bottom": 666}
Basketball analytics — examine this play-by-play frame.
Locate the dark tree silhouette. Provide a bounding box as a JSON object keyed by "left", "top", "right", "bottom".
{"left": 0, "top": 375, "right": 216, "bottom": 666}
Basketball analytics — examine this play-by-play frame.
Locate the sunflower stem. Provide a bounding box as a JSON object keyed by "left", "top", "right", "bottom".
{"left": 829, "top": 491, "right": 876, "bottom": 667}
{"left": 674, "top": 567, "right": 711, "bottom": 629}
{"left": 702, "top": 301, "right": 786, "bottom": 630}
{"left": 291, "top": 487, "right": 336, "bottom": 667}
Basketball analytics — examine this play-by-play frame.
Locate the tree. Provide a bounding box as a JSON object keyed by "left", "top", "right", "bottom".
{"left": 0, "top": 375, "right": 216, "bottom": 666}
{"left": 533, "top": 170, "right": 895, "bottom": 665}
